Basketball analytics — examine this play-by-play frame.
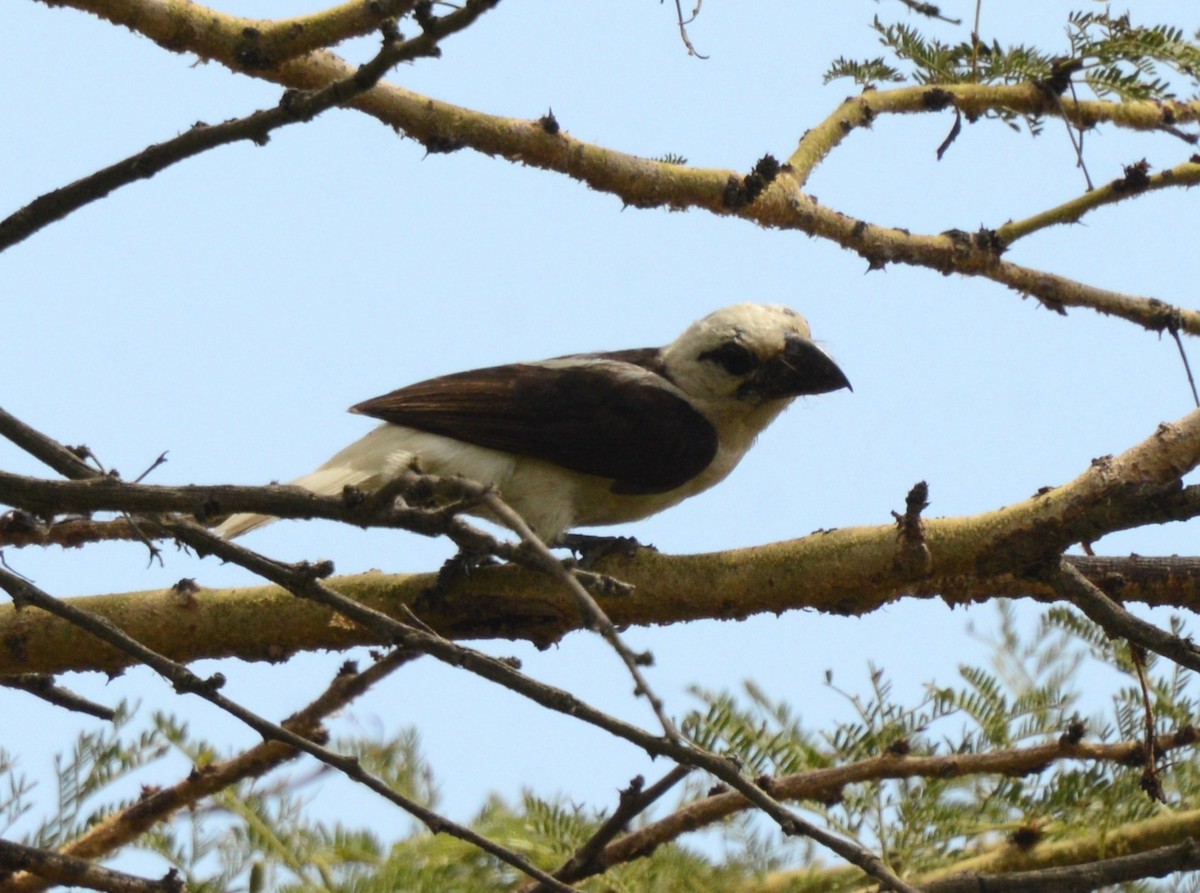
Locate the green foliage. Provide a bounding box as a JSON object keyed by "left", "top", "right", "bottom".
{"left": 4, "top": 606, "right": 1199, "bottom": 891}
{"left": 679, "top": 602, "right": 1199, "bottom": 886}
{"left": 0, "top": 748, "right": 34, "bottom": 836}
{"left": 1067, "top": 11, "right": 1200, "bottom": 101}
{"left": 825, "top": 10, "right": 1200, "bottom": 105}
{"left": 29, "top": 702, "right": 169, "bottom": 849}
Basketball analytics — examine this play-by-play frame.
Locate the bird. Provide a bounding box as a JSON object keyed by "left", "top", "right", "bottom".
{"left": 216, "top": 303, "right": 850, "bottom": 544}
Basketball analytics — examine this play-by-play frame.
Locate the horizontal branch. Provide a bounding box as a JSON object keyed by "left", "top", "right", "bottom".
{"left": 923, "top": 838, "right": 1200, "bottom": 893}
{"left": 918, "top": 806, "right": 1200, "bottom": 885}
{"left": 5, "top": 403, "right": 1200, "bottom": 674}
{"left": 786, "top": 83, "right": 1200, "bottom": 187}
{"left": 0, "top": 839, "right": 180, "bottom": 893}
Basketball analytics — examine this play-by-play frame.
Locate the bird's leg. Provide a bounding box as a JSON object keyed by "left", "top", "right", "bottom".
{"left": 558, "top": 533, "right": 652, "bottom": 570}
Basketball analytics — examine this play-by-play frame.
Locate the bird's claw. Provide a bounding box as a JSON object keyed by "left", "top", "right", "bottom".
{"left": 558, "top": 533, "right": 652, "bottom": 570}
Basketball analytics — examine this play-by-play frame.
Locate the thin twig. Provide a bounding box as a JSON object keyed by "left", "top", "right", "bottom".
{"left": 525, "top": 766, "right": 693, "bottom": 892}
{"left": 1170, "top": 328, "right": 1200, "bottom": 407}
{"left": 897, "top": 0, "right": 961, "bottom": 24}
{"left": 0, "top": 839, "right": 182, "bottom": 893}
{"left": 1033, "top": 559, "right": 1200, "bottom": 674}
{"left": 1128, "top": 642, "right": 1164, "bottom": 801}
{"left": 671, "top": 0, "right": 707, "bottom": 58}
{"left": 0, "top": 674, "right": 116, "bottom": 720}
{"left": 480, "top": 492, "right": 681, "bottom": 742}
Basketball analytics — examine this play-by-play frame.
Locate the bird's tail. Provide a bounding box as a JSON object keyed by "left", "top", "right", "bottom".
{"left": 214, "top": 424, "right": 411, "bottom": 538}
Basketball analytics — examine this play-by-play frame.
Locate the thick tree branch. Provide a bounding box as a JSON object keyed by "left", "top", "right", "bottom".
{"left": 786, "top": 84, "right": 1200, "bottom": 187}
{"left": 917, "top": 806, "right": 1200, "bottom": 885}
{"left": 6, "top": 405, "right": 1200, "bottom": 675}
{"left": 922, "top": 838, "right": 1200, "bottom": 893}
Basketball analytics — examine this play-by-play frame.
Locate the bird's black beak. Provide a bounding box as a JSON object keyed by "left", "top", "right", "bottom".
{"left": 742, "top": 335, "right": 852, "bottom": 399}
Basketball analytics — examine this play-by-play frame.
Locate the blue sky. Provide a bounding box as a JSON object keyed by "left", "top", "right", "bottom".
{"left": 3, "top": 0, "right": 1199, "bottom": 865}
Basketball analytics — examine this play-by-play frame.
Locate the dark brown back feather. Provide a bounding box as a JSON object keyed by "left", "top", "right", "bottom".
{"left": 350, "top": 353, "right": 716, "bottom": 494}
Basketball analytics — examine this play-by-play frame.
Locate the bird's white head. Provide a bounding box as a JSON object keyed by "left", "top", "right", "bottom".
{"left": 661, "top": 303, "right": 850, "bottom": 406}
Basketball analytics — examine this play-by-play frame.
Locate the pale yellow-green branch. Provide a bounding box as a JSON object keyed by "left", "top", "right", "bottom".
{"left": 786, "top": 83, "right": 1200, "bottom": 187}
{"left": 49, "top": 0, "right": 420, "bottom": 70}
{"left": 759, "top": 808, "right": 1200, "bottom": 892}
{"left": 919, "top": 808, "right": 1200, "bottom": 885}
{"left": 997, "top": 159, "right": 1200, "bottom": 245}
{"left": 6, "top": 405, "right": 1200, "bottom": 676}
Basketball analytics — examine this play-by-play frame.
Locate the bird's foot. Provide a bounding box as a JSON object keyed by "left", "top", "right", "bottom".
{"left": 558, "top": 533, "right": 653, "bottom": 570}
{"left": 420, "top": 549, "right": 498, "bottom": 603}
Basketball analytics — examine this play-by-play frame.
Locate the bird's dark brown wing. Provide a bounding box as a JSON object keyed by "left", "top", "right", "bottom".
{"left": 349, "top": 354, "right": 717, "bottom": 494}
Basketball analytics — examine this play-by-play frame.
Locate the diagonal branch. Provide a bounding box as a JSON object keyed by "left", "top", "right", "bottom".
{"left": 0, "top": 673, "right": 115, "bottom": 720}
{"left": 995, "top": 158, "right": 1200, "bottom": 245}
{"left": 0, "top": 407, "right": 98, "bottom": 480}
{"left": 0, "top": 1, "right": 501, "bottom": 253}
{"left": 1033, "top": 559, "right": 1200, "bottom": 673}
{"left": 158, "top": 519, "right": 918, "bottom": 892}
{"left": 524, "top": 766, "right": 692, "bottom": 893}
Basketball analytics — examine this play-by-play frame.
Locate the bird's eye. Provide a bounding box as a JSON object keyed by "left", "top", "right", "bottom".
{"left": 698, "top": 341, "right": 759, "bottom": 376}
